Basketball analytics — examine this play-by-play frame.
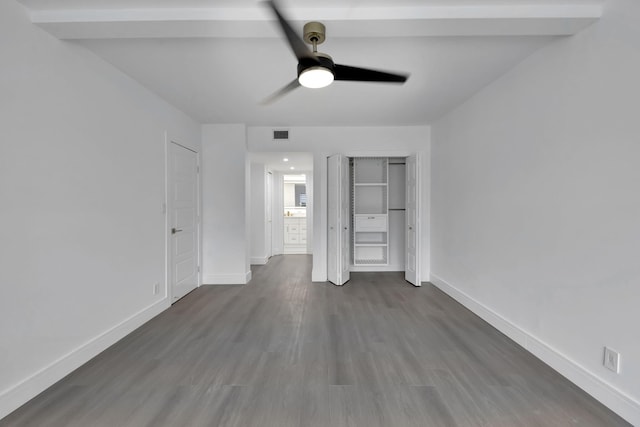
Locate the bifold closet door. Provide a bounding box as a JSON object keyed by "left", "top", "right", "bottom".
{"left": 405, "top": 154, "right": 420, "bottom": 286}
{"left": 327, "top": 154, "right": 350, "bottom": 286}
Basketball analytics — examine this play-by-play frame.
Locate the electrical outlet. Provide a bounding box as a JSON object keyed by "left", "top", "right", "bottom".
{"left": 603, "top": 347, "right": 620, "bottom": 373}
{"left": 153, "top": 283, "right": 160, "bottom": 295}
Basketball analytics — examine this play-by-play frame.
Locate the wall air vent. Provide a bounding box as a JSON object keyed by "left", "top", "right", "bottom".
{"left": 273, "top": 129, "right": 289, "bottom": 141}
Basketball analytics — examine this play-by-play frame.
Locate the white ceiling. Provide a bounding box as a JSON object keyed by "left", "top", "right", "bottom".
{"left": 250, "top": 151, "right": 314, "bottom": 172}
{"left": 17, "top": 0, "right": 604, "bottom": 127}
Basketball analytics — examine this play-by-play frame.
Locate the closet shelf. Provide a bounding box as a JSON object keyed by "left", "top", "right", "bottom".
{"left": 352, "top": 157, "right": 389, "bottom": 267}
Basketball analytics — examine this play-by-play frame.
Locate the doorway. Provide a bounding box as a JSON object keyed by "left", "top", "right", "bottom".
{"left": 248, "top": 152, "right": 314, "bottom": 263}
{"left": 283, "top": 174, "right": 308, "bottom": 254}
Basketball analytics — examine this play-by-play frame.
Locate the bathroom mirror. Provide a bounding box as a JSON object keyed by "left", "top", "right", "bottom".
{"left": 283, "top": 174, "right": 307, "bottom": 208}
{"left": 283, "top": 183, "right": 306, "bottom": 207}
{"left": 294, "top": 183, "right": 306, "bottom": 207}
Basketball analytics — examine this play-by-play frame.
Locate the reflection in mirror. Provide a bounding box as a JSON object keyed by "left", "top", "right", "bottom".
{"left": 284, "top": 174, "right": 307, "bottom": 216}
{"left": 283, "top": 175, "right": 306, "bottom": 207}
{"left": 294, "top": 183, "right": 306, "bottom": 207}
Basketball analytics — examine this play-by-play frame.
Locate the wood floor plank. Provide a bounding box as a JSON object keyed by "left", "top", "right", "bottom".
{"left": 1, "top": 255, "right": 631, "bottom": 426}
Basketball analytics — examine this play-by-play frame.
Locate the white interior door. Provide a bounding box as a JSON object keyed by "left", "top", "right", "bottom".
{"left": 327, "top": 154, "right": 350, "bottom": 285}
{"left": 168, "top": 142, "right": 199, "bottom": 302}
{"left": 405, "top": 154, "right": 420, "bottom": 286}
{"left": 266, "top": 171, "right": 273, "bottom": 259}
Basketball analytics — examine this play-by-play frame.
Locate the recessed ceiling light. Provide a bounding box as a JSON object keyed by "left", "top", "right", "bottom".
{"left": 283, "top": 158, "right": 289, "bottom": 162}
{"left": 290, "top": 166, "right": 295, "bottom": 170}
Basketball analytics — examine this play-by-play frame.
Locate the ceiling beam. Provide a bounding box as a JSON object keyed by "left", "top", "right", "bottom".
{"left": 28, "top": 4, "right": 603, "bottom": 40}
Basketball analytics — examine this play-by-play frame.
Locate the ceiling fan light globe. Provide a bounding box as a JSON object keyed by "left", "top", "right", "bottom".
{"left": 298, "top": 67, "right": 334, "bottom": 88}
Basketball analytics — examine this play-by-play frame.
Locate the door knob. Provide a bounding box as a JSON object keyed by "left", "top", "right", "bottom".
{"left": 172, "top": 228, "right": 183, "bottom": 234}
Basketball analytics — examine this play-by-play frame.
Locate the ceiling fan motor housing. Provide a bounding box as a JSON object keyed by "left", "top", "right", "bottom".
{"left": 298, "top": 52, "right": 334, "bottom": 77}
{"left": 303, "top": 21, "right": 326, "bottom": 45}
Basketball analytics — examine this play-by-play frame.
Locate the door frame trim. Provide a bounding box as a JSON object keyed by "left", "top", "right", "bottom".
{"left": 165, "top": 135, "right": 202, "bottom": 304}
{"left": 265, "top": 170, "right": 273, "bottom": 260}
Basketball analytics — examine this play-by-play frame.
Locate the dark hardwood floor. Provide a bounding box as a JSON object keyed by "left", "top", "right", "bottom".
{"left": 2, "top": 255, "right": 630, "bottom": 426}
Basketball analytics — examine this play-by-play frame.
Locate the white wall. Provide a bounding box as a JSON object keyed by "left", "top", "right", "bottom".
{"left": 201, "top": 124, "right": 251, "bottom": 284}
{"left": 283, "top": 182, "right": 296, "bottom": 207}
{"left": 430, "top": 0, "right": 640, "bottom": 424}
{"left": 0, "top": 1, "right": 201, "bottom": 419}
{"left": 250, "top": 162, "right": 268, "bottom": 264}
{"left": 305, "top": 170, "right": 314, "bottom": 255}
{"left": 247, "top": 126, "right": 430, "bottom": 283}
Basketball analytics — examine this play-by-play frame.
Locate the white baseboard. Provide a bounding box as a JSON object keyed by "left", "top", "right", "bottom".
{"left": 250, "top": 256, "right": 268, "bottom": 265}
{"left": 430, "top": 273, "right": 640, "bottom": 427}
{"left": 350, "top": 264, "right": 404, "bottom": 273}
{"left": 311, "top": 268, "right": 327, "bottom": 283}
{"left": 283, "top": 246, "right": 307, "bottom": 254}
{"left": 202, "top": 270, "right": 251, "bottom": 285}
{"left": 0, "top": 298, "right": 170, "bottom": 421}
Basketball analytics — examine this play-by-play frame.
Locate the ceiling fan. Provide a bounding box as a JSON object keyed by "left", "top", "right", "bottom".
{"left": 263, "top": 0, "right": 409, "bottom": 104}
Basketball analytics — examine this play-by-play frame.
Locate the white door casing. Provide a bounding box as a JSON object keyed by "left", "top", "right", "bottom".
{"left": 168, "top": 141, "right": 200, "bottom": 302}
{"left": 266, "top": 171, "right": 273, "bottom": 259}
{"left": 405, "top": 154, "right": 420, "bottom": 286}
{"left": 327, "top": 154, "right": 350, "bottom": 285}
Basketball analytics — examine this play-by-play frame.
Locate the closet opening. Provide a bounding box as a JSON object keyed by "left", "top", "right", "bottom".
{"left": 327, "top": 154, "right": 420, "bottom": 286}
{"left": 351, "top": 157, "right": 406, "bottom": 271}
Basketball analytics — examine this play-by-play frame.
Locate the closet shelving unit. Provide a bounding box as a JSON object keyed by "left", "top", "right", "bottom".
{"left": 352, "top": 158, "right": 389, "bottom": 265}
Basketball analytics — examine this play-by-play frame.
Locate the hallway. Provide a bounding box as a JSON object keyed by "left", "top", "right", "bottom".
{"left": 2, "top": 255, "right": 629, "bottom": 426}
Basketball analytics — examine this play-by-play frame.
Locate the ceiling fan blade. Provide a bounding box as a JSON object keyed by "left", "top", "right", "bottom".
{"left": 265, "top": 1, "right": 318, "bottom": 63}
{"left": 334, "top": 64, "right": 409, "bottom": 83}
{"left": 261, "top": 79, "right": 301, "bottom": 105}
